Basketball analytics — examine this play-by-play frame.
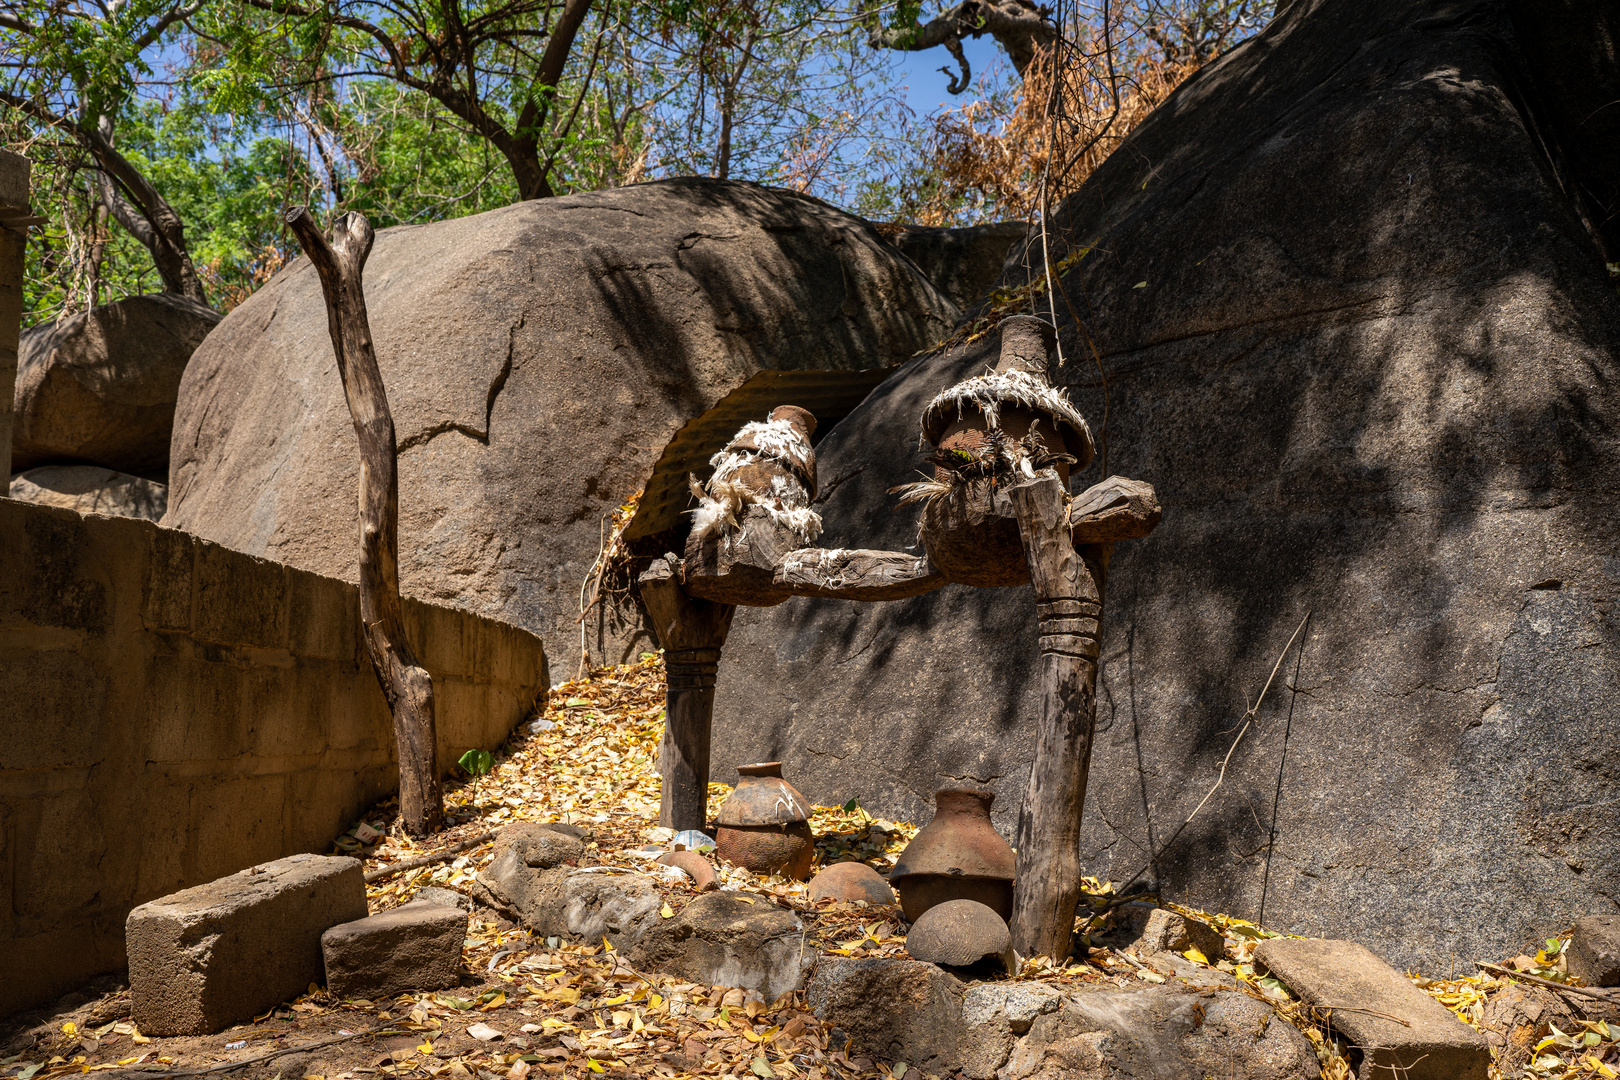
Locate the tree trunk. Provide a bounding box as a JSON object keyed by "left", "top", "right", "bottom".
{"left": 285, "top": 206, "right": 444, "bottom": 837}
{"left": 640, "top": 557, "right": 734, "bottom": 833}
{"left": 89, "top": 115, "right": 207, "bottom": 304}
{"left": 1007, "top": 473, "right": 1106, "bottom": 962}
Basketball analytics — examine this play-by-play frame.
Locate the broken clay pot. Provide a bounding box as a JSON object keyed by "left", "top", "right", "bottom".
{"left": 713, "top": 762, "right": 816, "bottom": 880}
{"left": 889, "top": 787, "right": 1016, "bottom": 923}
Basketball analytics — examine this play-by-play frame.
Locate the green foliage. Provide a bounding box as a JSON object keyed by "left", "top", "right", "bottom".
{"left": 459, "top": 749, "right": 495, "bottom": 777}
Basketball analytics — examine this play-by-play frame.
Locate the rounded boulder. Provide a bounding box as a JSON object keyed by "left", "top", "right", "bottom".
{"left": 163, "top": 178, "right": 957, "bottom": 674}
{"left": 13, "top": 293, "right": 220, "bottom": 476}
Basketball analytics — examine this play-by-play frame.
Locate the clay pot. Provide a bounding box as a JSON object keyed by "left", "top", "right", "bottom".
{"left": 890, "top": 787, "right": 1016, "bottom": 923}
{"left": 713, "top": 762, "right": 816, "bottom": 879}
{"left": 914, "top": 317, "right": 1094, "bottom": 589}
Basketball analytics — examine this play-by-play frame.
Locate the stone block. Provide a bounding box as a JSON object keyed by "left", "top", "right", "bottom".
{"left": 321, "top": 901, "right": 465, "bottom": 999}
{"left": 127, "top": 853, "right": 366, "bottom": 1035}
{"left": 1136, "top": 908, "right": 1225, "bottom": 961}
{"left": 631, "top": 892, "right": 815, "bottom": 1002}
{"left": 142, "top": 527, "right": 195, "bottom": 632}
{"left": 143, "top": 653, "right": 252, "bottom": 762}
{"left": 194, "top": 539, "right": 288, "bottom": 649}
{"left": 287, "top": 569, "right": 356, "bottom": 661}
{"left": 1567, "top": 915, "right": 1620, "bottom": 987}
{"left": 191, "top": 775, "right": 288, "bottom": 884}
{"left": 1254, "top": 938, "right": 1489, "bottom": 1080}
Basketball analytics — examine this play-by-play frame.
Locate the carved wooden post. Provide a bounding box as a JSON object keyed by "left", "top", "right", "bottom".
{"left": 286, "top": 207, "right": 443, "bottom": 837}
{"left": 640, "top": 557, "right": 735, "bottom": 833}
{"left": 1007, "top": 474, "right": 1107, "bottom": 962}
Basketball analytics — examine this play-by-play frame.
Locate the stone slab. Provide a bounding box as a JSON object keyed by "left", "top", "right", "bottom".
{"left": 0, "top": 149, "right": 27, "bottom": 211}
{"left": 127, "top": 854, "right": 366, "bottom": 1035}
{"left": 1254, "top": 938, "right": 1489, "bottom": 1080}
{"left": 1567, "top": 915, "right": 1620, "bottom": 987}
{"left": 322, "top": 901, "right": 465, "bottom": 999}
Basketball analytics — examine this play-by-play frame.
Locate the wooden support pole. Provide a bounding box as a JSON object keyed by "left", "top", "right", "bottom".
{"left": 1007, "top": 473, "right": 1107, "bottom": 963}
{"left": 286, "top": 207, "right": 444, "bottom": 837}
{"left": 640, "top": 557, "right": 735, "bottom": 832}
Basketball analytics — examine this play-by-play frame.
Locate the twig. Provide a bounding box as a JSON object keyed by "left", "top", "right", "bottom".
{"left": 1115, "top": 611, "right": 1311, "bottom": 894}
{"left": 1476, "top": 961, "right": 1620, "bottom": 1002}
{"left": 126, "top": 1025, "right": 409, "bottom": 1077}
{"left": 363, "top": 830, "right": 497, "bottom": 883}
{"left": 1309, "top": 1005, "right": 1412, "bottom": 1027}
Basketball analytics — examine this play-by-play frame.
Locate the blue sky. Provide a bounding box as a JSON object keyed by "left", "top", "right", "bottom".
{"left": 891, "top": 33, "right": 1011, "bottom": 119}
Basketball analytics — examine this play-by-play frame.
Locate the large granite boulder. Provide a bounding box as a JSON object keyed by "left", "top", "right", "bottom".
{"left": 13, "top": 293, "right": 221, "bottom": 477}
{"left": 711, "top": 0, "right": 1620, "bottom": 971}
{"left": 164, "top": 179, "right": 957, "bottom": 673}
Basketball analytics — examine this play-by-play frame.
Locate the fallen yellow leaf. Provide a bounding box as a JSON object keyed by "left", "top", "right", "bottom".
{"left": 1183, "top": 947, "right": 1209, "bottom": 964}
{"left": 61, "top": 1024, "right": 76, "bottom": 1036}
{"left": 660, "top": 904, "right": 674, "bottom": 919}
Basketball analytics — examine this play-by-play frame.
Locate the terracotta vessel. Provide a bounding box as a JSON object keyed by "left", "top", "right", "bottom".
{"left": 890, "top": 787, "right": 1016, "bottom": 923}
{"left": 713, "top": 762, "right": 816, "bottom": 879}
{"left": 915, "top": 316, "right": 1095, "bottom": 588}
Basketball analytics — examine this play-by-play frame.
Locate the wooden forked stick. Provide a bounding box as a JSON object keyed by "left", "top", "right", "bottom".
{"left": 285, "top": 207, "right": 443, "bottom": 837}
{"left": 1476, "top": 961, "right": 1620, "bottom": 1002}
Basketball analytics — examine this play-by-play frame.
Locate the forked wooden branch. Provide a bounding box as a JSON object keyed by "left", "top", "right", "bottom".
{"left": 1006, "top": 473, "right": 1106, "bottom": 963}
{"left": 1068, "top": 476, "right": 1161, "bottom": 545}
{"left": 286, "top": 206, "right": 443, "bottom": 837}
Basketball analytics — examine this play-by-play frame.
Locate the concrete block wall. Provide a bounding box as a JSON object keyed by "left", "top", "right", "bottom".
{"left": 0, "top": 499, "right": 548, "bottom": 1015}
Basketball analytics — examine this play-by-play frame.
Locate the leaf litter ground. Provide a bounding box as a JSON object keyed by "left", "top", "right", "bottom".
{"left": 4, "top": 655, "right": 1616, "bottom": 1080}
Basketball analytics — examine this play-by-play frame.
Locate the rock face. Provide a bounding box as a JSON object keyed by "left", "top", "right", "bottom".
{"left": 710, "top": 0, "right": 1620, "bottom": 970}
{"left": 9, "top": 464, "right": 167, "bottom": 520}
{"left": 883, "top": 221, "right": 1029, "bottom": 310}
{"left": 164, "top": 179, "right": 957, "bottom": 673}
{"left": 13, "top": 293, "right": 220, "bottom": 477}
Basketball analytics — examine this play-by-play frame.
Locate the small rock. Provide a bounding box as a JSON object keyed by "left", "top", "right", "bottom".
{"left": 1254, "top": 938, "right": 1489, "bottom": 1080}
{"left": 1481, "top": 983, "right": 1578, "bottom": 1079}
{"left": 412, "top": 886, "right": 471, "bottom": 911}
{"left": 496, "top": 824, "right": 586, "bottom": 869}
{"left": 631, "top": 891, "right": 815, "bottom": 1001}
{"left": 127, "top": 854, "right": 366, "bottom": 1036}
{"left": 809, "top": 862, "right": 896, "bottom": 906}
{"left": 1136, "top": 908, "right": 1226, "bottom": 962}
{"left": 321, "top": 901, "right": 466, "bottom": 999}
{"left": 905, "top": 900, "right": 1014, "bottom": 975}
{"left": 1567, "top": 915, "right": 1620, "bottom": 987}
{"left": 538, "top": 821, "right": 593, "bottom": 842}
{"left": 656, "top": 850, "right": 719, "bottom": 892}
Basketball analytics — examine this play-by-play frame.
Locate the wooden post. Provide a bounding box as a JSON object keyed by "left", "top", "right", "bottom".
{"left": 1007, "top": 473, "right": 1107, "bottom": 962}
{"left": 286, "top": 207, "right": 444, "bottom": 837}
{"left": 640, "top": 557, "right": 735, "bottom": 833}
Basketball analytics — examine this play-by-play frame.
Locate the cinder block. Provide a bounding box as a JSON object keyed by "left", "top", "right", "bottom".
{"left": 321, "top": 901, "right": 466, "bottom": 999}
{"left": 127, "top": 853, "right": 365, "bottom": 1035}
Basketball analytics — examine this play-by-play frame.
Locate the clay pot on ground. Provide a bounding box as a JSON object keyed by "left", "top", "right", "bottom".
{"left": 905, "top": 898, "right": 1015, "bottom": 975}
{"left": 713, "top": 762, "right": 815, "bottom": 880}
{"left": 809, "top": 861, "right": 896, "bottom": 906}
{"left": 890, "top": 787, "right": 1016, "bottom": 923}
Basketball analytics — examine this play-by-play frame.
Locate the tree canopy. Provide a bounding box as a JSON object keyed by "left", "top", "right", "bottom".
{"left": 0, "top": 0, "right": 1273, "bottom": 322}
